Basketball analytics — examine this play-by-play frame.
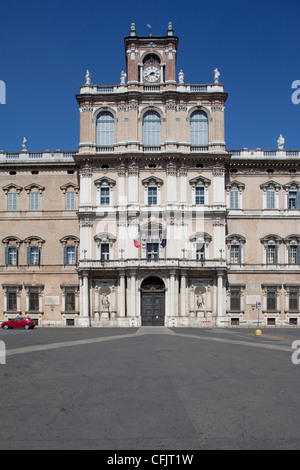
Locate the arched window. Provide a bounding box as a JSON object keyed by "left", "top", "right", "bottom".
{"left": 96, "top": 111, "right": 114, "bottom": 147}
{"left": 190, "top": 111, "right": 208, "bottom": 146}
{"left": 143, "top": 111, "right": 161, "bottom": 146}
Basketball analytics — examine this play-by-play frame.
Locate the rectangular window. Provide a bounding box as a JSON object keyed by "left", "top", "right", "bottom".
{"left": 7, "top": 247, "right": 18, "bottom": 266}
{"left": 195, "top": 187, "right": 205, "bottom": 205}
{"left": 28, "top": 247, "right": 40, "bottom": 265}
{"left": 266, "top": 190, "right": 275, "bottom": 209}
{"left": 29, "top": 291, "right": 39, "bottom": 311}
{"left": 289, "top": 245, "right": 299, "bottom": 264}
{"left": 100, "top": 187, "right": 110, "bottom": 205}
{"left": 266, "top": 245, "right": 278, "bottom": 264}
{"left": 289, "top": 290, "right": 298, "bottom": 311}
{"left": 66, "top": 192, "right": 75, "bottom": 210}
{"left": 8, "top": 193, "right": 17, "bottom": 211}
{"left": 267, "top": 289, "right": 276, "bottom": 311}
{"left": 100, "top": 243, "right": 109, "bottom": 260}
{"left": 65, "top": 291, "right": 76, "bottom": 312}
{"left": 230, "top": 245, "right": 241, "bottom": 264}
{"left": 148, "top": 187, "right": 157, "bottom": 205}
{"left": 230, "top": 189, "right": 239, "bottom": 209}
{"left": 196, "top": 244, "right": 205, "bottom": 261}
{"left": 7, "top": 291, "right": 17, "bottom": 311}
{"left": 230, "top": 290, "right": 240, "bottom": 311}
{"left": 30, "top": 192, "right": 40, "bottom": 211}
{"left": 288, "top": 191, "right": 299, "bottom": 209}
{"left": 65, "top": 247, "right": 76, "bottom": 265}
{"left": 146, "top": 243, "right": 159, "bottom": 260}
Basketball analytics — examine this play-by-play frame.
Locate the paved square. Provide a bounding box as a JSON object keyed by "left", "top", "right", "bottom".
{"left": 0, "top": 327, "right": 299, "bottom": 450}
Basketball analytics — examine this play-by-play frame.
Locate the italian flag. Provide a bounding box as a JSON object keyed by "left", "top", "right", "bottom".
{"left": 133, "top": 231, "right": 141, "bottom": 248}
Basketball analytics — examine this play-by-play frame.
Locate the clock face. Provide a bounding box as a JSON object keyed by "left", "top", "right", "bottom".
{"left": 144, "top": 65, "right": 160, "bottom": 83}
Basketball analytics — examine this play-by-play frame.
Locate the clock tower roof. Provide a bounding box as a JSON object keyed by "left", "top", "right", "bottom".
{"left": 124, "top": 23, "right": 179, "bottom": 84}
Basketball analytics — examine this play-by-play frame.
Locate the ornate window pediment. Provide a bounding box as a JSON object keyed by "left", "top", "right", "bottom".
{"left": 284, "top": 234, "right": 300, "bottom": 245}
{"left": 260, "top": 234, "right": 283, "bottom": 246}
{"left": 60, "top": 235, "right": 80, "bottom": 246}
{"left": 225, "top": 180, "right": 245, "bottom": 191}
{"left": 141, "top": 176, "right": 164, "bottom": 188}
{"left": 260, "top": 180, "right": 281, "bottom": 191}
{"left": 24, "top": 183, "right": 45, "bottom": 194}
{"left": 189, "top": 232, "right": 212, "bottom": 245}
{"left": 226, "top": 234, "right": 246, "bottom": 245}
{"left": 60, "top": 182, "right": 79, "bottom": 194}
{"left": 94, "top": 176, "right": 116, "bottom": 188}
{"left": 23, "top": 236, "right": 45, "bottom": 247}
{"left": 283, "top": 181, "right": 300, "bottom": 191}
{"left": 94, "top": 232, "right": 116, "bottom": 245}
{"left": 2, "top": 183, "right": 23, "bottom": 194}
{"left": 2, "top": 236, "right": 22, "bottom": 247}
{"left": 189, "top": 176, "right": 211, "bottom": 188}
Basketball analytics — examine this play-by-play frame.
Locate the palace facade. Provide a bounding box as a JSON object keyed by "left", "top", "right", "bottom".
{"left": 1, "top": 23, "right": 299, "bottom": 327}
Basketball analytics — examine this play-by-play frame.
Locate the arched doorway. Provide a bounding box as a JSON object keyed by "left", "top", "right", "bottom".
{"left": 141, "top": 276, "right": 165, "bottom": 326}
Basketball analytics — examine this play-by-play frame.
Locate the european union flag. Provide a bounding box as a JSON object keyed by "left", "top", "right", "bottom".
{"left": 161, "top": 231, "right": 167, "bottom": 248}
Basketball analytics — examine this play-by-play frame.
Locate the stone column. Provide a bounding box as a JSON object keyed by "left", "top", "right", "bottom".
{"left": 166, "top": 161, "right": 177, "bottom": 203}
{"left": 94, "top": 284, "right": 100, "bottom": 321}
{"left": 170, "top": 271, "right": 176, "bottom": 315}
{"left": 190, "top": 284, "right": 195, "bottom": 317}
{"left": 119, "top": 272, "right": 126, "bottom": 317}
{"left": 79, "top": 271, "right": 90, "bottom": 327}
{"left": 111, "top": 285, "right": 117, "bottom": 318}
{"left": 128, "top": 162, "right": 139, "bottom": 203}
{"left": 216, "top": 271, "right": 224, "bottom": 326}
{"left": 180, "top": 271, "right": 187, "bottom": 317}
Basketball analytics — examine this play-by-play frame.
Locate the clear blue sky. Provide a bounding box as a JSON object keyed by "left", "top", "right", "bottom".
{"left": 0, "top": 0, "right": 300, "bottom": 151}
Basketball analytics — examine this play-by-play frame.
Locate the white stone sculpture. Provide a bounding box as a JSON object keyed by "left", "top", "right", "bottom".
{"left": 178, "top": 70, "right": 184, "bottom": 84}
{"left": 214, "top": 68, "right": 220, "bottom": 84}
{"left": 120, "top": 70, "right": 126, "bottom": 85}
{"left": 85, "top": 70, "right": 91, "bottom": 85}
{"left": 277, "top": 134, "right": 285, "bottom": 150}
{"left": 22, "top": 137, "right": 27, "bottom": 152}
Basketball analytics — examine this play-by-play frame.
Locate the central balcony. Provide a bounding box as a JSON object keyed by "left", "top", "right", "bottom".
{"left": 78, "top": 258, "right": 227, "bottom": 271}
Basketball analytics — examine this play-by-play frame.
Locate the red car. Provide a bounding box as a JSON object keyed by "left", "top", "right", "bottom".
{"left": 1, "top": 317, "right": 35, "bottom": 330}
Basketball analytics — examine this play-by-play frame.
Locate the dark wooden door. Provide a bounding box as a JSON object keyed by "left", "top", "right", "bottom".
{"left": 141, "top": 292, "right": 165, "bottom": 326}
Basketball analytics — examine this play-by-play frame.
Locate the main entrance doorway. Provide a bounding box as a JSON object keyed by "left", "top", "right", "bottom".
{"left": 141, "top": 276, "right": 165, "bottom": 326}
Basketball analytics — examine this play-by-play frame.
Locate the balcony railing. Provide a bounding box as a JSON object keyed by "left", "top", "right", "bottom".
{"left": 78, "top": 258, "right": 227, "bottom": 270}
{"left": 0, "top": 151, "right": 77, "bottom": 163}
{"left": 79, "top": 83, "right": 224, "bottom": 95}
{"left": 229, "top": 149, "right": 300, "bottom": 159}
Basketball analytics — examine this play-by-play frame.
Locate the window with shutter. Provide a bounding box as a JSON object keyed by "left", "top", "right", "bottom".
{"left": 100, "top": 187, "right": 110, "bottom": 205}
{"left": 195, "top": 187, "right": 205, "bottom": 205}
{"left": 143, "top": 111, "right": 161, "bottom": 146}
{"left": 267, "top": 289, "right": 276, "bottom": 310}
{"left": 96, "top": 111, "right": 114, "bottom": 147}
{"left": 66, "top": 192, "right": 75, "bottom": 210}
{"left": 230, "top": 290, "right": 241, "bottom": 311}
{"left": 8, "top": 192, "right": 17, "bottom": 211}
{"left": 230, "top": 189, "right": 239, "bottom": 209}
{"left": 230, "top": 245, "right": 241, "bottom": 264}
{"left": 266, "top": 190, "right": 275, "bottom": 209}
{"left": 148, "top": 186, "right": 157, "bottom": 205}
{"left": 30, "top": 192, "right": 40, "bottom": 211}
{"left": 190, "top": 111, "right": 208, "bottom": 146}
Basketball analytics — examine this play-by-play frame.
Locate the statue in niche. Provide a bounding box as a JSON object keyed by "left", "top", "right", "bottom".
{"left": 101, "top": 293, "right": 110, "bottom": 311}
{"left": 196, "top": 293, "right": 205, "bottom": 310}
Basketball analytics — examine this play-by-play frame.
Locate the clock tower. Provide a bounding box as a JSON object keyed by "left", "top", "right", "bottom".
{"left": 124, "top": 22, "right": 179, "bottom": 86}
